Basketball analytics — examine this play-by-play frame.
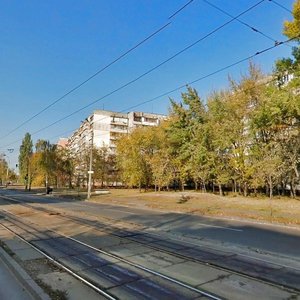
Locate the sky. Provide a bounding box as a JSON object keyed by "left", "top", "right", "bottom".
{"left": 0, "top": 0, "right": 296, "bottom": 169}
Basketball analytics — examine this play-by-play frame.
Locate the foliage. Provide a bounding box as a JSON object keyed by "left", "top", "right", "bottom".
{"left": 115, "top": 62, "right": 299, "bottom": 198}
{"left": 0, "top": 155, "right": 8, "bottom": 185}
{"left": 18, "top": 133, "right": 33, "bottom": 190}
{"left": 283, "top": 0, "right": 300, "bottom": 41}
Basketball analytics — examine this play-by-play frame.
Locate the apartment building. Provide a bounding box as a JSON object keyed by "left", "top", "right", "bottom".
{"left": 67, "top": 109, "right": 167, "bottom": 158}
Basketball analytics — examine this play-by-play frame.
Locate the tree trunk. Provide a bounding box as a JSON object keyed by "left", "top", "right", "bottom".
{"left": 243, "top": 183, "right": 248, "bottom": 197}
{"left": 195, "top": 181, "right": 198, "bottom": 191}
{"left": 291, "top": 178, "right": 296, "bottom": 198}
{"left": 281, "top": 181, "right": 285, "bottom": 196}
{"left": 238, "top": 183, "right": 242, "bottom": 195}
{"left": 269, "top": 181, "right": 273, "bottom": 199}
{"left": 219, "top": 184, "right": 223, "bottom": 196}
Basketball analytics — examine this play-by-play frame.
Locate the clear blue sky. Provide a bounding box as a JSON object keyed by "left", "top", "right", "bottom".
{"left": 0, "top": 0, "right": 296, "bottom": 168}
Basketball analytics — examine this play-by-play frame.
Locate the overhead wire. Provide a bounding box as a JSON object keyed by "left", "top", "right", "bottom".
{"left": 7, "top": 0, "right": 265, "bottom": 139}
{"left": 116, "top": 36, "right": 297, "bottom": 113}
{"left": 2, "top": 34, "right": 297, "bottom": 149}
{"left": 0, "top": 0, "right": 195, "bottom": 140}
{"left": 168, "top": 0, "right": 194, "bottom": 19}
{"left": 267, "top": 0, "right": 293, "bottom": 14}
{"left": 201, "top": 0, "right": 291, "bottom": 48}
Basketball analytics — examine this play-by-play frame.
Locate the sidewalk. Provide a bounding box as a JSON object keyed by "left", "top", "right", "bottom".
{"left": 0, "top": 246, "right": 49, "bottom": 300}
{"left": 0, "top": 252, "right": 34, "bottom": 300}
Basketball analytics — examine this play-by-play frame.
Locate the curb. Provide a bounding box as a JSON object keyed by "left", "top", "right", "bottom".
{"left": 0, "top": 247, "right": 50, "bottom": 300}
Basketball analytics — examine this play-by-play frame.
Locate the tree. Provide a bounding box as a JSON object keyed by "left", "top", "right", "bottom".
{"left": 283, "top": 0, "right": 300, "bottom": 41}
{"left": 92, "top": 147, "right": 118, "bottom": 187}
{"left": 168, "top": 87, "right": 207, "bottom": 190}
{"left": 0, "top": 155, "right": 8, "bottom": 185}
{"left": 55, "top": 147, "right": 74, "bottom": 188}
{"left": 116, "top": 127, "right": 153, "bottom": 191}
{"left": 19, "top": 133, "right": 33, "bottom": 190}
{"left": 145, "top": 123, "right": 175, "bottom": 191}
{"left": 35, "top": 139, "right": 57, "bottom": 190}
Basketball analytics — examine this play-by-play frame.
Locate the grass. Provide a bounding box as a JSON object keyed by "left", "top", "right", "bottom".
{"left": 89, "top": 189, "right": 300, "bottom": 226}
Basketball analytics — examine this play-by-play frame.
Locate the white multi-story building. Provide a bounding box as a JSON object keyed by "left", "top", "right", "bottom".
{"left": 67, "top": 109, "right": 167, "bottom": 158}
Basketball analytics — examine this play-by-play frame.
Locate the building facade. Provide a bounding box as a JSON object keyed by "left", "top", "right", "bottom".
{"left": 67, "top": 109, "right": 167, "bottom": 158}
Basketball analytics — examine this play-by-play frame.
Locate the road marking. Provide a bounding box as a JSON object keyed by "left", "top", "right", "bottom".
{"left": 192, "top": 222, "right": 243, "bottom": 232}
{"left": 70, "top": 202, "right": 137, "bottom": 215}
{"left": 102, "top": 208, "right": 136, "bottom": 215}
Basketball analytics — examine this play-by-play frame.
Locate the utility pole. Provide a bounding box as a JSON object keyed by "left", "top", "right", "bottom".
{"left": 45, "top": 146, "right": 48, "bottom": 194}
{"left": 87, "top": 118, "right": 94, "bottom": 199}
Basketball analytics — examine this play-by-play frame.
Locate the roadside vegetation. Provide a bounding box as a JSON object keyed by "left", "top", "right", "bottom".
{"left": 116, "top": 1, "right": 300, "bottom": 198}
{"left": 0, "top": 155, "right": 16, "bottom": 186}
{"left": 91, "top": 189, "right": 300, "bottom": 226}
{"left": 17, "top": 1, "right": 299, "bottom": 201}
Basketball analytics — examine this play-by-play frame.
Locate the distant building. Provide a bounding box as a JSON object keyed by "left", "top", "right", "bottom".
{"left": 67, "top": 109, "right": 167, "bottom": 158}
{"left": 57, "top": 137, "right": 68, "bottom": 149}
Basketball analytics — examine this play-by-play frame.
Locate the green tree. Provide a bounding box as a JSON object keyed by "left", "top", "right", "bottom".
{"left": 0, "top": 155, "right": 8, "bottom": 185}
{"left": 35, "top": 139, "right": 57, "bottom": 190}
{"left": 145, "top": 123, "right": 175, "bottom": 191}
{"left": 93, "top": 147, "right": 118, "bottom": 187}
{"left": 19, "top": 133, "right": 33, "bottom": 190}
{"left": 168, "top": 87, "right": 207, "bottom": 190}
{"left": 55, "top": 147, "right": 74, "bottom": 188}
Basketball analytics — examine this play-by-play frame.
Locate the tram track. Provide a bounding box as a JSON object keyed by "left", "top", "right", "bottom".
{"left": 1, "top": 209, "right": 222, "bottom": 300}
{"left": 0, "top": 193, "right": 299, "bottom": 299}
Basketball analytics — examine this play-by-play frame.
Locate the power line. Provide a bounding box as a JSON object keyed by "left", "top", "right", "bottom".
{"left": 46, "top": 76, "right": 276, "bottom": 143}
{"left": 2, "top": 0, "right": 263, "bottom": 142}
{"left": 268, "top": 0, "right": 293, "bottom": 14}
{"left": 1, "top": 1, "right": 197, "bottom": 140}
{"left": 202, "top": 0, "right": 290, "bottom": 47}
{"left": 119, "top": 37, "right": 295, "bottom": 114}
{"left": 168, "top": 0, "right": 194, "bottom": 19}
{"left": 16, "top": 0, "right": 265, "bottom": 137}
{"left": 3, "top": 35, "right": 295, "bottom": 149}
{"left": 0, "top": 23, "right": 170, "bottom": 139}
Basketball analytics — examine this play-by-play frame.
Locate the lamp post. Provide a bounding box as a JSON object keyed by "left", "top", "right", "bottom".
{"left": 87, "top": 118, "right": 94, "bottom": 199}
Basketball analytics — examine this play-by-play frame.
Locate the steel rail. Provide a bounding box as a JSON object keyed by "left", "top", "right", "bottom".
{"left": 1, "top": 193, "right": 300, "bottom": 295}
{"left": 0, "top": 207, "right": 223, "bottom": 300}
{"left": 0, "top": 221, "right": 117, "bottom": 300}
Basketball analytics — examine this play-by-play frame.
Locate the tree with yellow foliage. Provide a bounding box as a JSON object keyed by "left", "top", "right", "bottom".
{"left": 284, "top": 0, "right": 300, "bottom": 41}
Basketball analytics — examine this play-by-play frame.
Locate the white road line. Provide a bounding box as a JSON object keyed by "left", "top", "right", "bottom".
{"left": 70, "top": 202, "right": 137, "bottom": 215}
{"left": 102, "top": 208, "right": 136, "bottom": 215}
{"left": 191, "top": 222, "right": 243, "bottom": 232}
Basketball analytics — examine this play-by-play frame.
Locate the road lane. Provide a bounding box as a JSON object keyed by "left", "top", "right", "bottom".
{"left": 1, "top": 189, "right": 300, "bottom": 260}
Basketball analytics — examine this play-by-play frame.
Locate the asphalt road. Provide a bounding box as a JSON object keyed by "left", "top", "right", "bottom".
{"left": 1, "top": 188, "right": 300, "bottom": 298}
{"left": 1, "top": 189, "right": 300, "bottom": 261}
